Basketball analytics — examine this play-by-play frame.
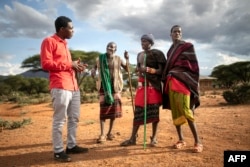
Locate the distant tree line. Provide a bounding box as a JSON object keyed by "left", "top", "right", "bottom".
{"left": 0, "top": 50, "right": 249, "bottom": 105}
{"left": 0, "top": 75, "right": 49, "bottom": 95}
{"left": 0, "top": 50, "right": 137, "bottom": 104}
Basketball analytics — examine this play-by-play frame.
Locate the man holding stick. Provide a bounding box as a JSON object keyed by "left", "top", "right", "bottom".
{"left": 91, "top": 42, "right": 129, "bottom": 143}
{"left": 120, "top": 34, "right": 166, "bottom": 147}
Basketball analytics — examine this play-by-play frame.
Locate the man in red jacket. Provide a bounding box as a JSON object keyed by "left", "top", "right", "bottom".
{"left": 40, "top": 16, "right": 88, "bottom": 162}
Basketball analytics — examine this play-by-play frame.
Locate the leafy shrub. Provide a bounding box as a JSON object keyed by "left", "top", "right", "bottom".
{"left": 223, "top": 91, "right": 239, "bottom": 104}
{"left": 81, "top": 92, "right": 99, "bottom": 103}
{"left": 223, "top": 84, "right": 250, "bottom": 104}
{"left": 0, "top": 92, "right": 51, "bottom": 105}
{"left": 0, "top": 118, "right": 32, "bottom": 130}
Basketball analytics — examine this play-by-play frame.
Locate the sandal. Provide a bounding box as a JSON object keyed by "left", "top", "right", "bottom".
{"left": 173, "top": 141, "right": 186, "bottom": 149}
{"left": 96, "top": 135, "right": 106, "bottom": 143}
{"left": 193, "top": 143, "right": 203, "bottom": 153}
{"left": 150, "top": 136, "right": 158, "bottom": 147}
{"left": 120, "top": 139, "right": 136, "bottom": 147}
{"left": 106, "top": 134, "right": 115, "bottom": 141}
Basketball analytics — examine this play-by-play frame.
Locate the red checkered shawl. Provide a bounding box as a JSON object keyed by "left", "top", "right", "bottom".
{"left": 162, "top": 41, "right": 200, "bottom": 109}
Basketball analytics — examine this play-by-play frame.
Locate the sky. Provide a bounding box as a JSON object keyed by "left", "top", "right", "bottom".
{"left": 0, "top": 0, "right": 249, "bottom": 76}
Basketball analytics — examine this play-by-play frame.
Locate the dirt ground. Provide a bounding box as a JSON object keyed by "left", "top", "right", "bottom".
{"left": 0, "top": 91, "right": 250, "bottom": 167}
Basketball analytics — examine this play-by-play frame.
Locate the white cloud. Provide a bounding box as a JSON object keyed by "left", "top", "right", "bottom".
{"left": 0, "top": 62, "right": 26, "bottom": 76}
{"left": 0, "top": 1, "right": 54, "bottom": 38}
{"left": 217, "top": 53, "right": 247, "bottom": 65}
{"left": 0, "top": 0, "right": 249, "bottom": 76}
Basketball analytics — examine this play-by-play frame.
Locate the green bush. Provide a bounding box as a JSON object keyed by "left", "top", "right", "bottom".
{"left": 223, "top": 91, "right": 239, "bottom": 104}
{"left": 1, "top": 92, "right": 51, "bottom": 105}
{"left": 223, "top": 84, "right": 250, "bottom": 104}
{"left": 81, "top": 92, "right": 99, "bottom": 103}
{"left": 0, "top": 118, "right": 32, "bottom": 130}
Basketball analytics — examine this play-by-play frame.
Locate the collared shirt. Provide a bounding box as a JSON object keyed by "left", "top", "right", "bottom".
{"left": 40, "top": 34, "right": 78, "bottom": 91}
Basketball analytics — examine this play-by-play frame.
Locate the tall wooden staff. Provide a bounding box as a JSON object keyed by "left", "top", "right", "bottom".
{"left": 124, "top": 51, "right": 135, "bottom": 113}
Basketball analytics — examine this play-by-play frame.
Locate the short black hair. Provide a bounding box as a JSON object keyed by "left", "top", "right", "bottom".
{"left": 170, "top": 25, "right": 181, "bottom": 33}
{"left": 55, "top": 16, "right": 72, "bottom": 33}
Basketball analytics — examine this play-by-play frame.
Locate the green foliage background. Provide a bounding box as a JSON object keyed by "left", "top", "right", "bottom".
{"left": 0, "top": 50, "right": 137, "bottom": 104}
{"left": 211, "top": 61, "right": 250, "bottom": 104}
{"left": 1, "top": 50, "right": 249, "bottom": 105}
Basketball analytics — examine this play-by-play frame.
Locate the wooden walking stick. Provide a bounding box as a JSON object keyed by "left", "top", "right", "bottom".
{"left": 124, "top": 50, "right": 135, "bottom": 113}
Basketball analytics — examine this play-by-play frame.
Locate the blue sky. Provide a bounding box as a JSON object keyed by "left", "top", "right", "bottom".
{"left": 0, "top": 0, "right": 249, "bottom": 76}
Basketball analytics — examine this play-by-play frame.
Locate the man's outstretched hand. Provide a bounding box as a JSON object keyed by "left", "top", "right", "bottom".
{"left": 72, "top": 58, "right": 88, "bottom": 72}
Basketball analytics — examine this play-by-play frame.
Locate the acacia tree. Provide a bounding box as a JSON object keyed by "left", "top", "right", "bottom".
{"left": 21, "top": 54, "right": 41, "bottom": 71}
{"left": 211, "top": 61, "right": 250, "bottom": 104}
{"left": 20, "top": 50, "right": 100, "bottom": 90}
{"left": 229, "top": 61, "right": 250, "bottom": 84}
{"left": 70, "top": 50, "right": 100, "bottom": 86}
{"left": 211, "top": 61, "right": 250, "bottom": 88}
{"left": 20, "top": 50, "right": 100, "bottom": 71}
{"left": 20, "top": 50, "right": 137, "bottom": 93}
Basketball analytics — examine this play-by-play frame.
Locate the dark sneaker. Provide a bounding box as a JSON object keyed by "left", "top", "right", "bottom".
{"left": 66, "top": 145, "right": 89, "bottom": 154}
{"left": 54, "top": 151, "right": 71, "bottom": 162}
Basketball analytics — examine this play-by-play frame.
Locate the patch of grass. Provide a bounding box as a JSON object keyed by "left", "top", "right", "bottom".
{"left": 0, "top": 93, "right": 51, "bottom": 105}
{"left": 0, "top": 118, "right": 32, "bottom": 130}
{"left": 83, "top": 120, "right": 96, "bottom": 125}
{"left": 81, "top": 93, "right": 99, "bottom": 103}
